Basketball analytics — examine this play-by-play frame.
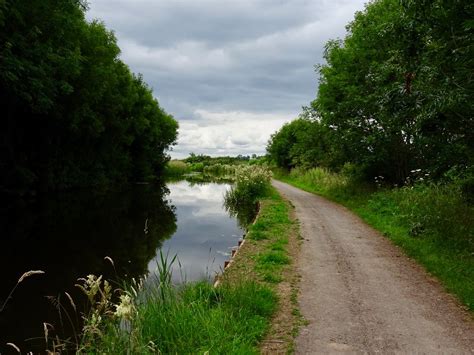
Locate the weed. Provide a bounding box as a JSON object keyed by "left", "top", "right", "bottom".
{"left": 0, "top": 270, "right": 45, "bottom": 313}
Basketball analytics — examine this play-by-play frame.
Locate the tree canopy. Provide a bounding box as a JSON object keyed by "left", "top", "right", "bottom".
{"left": 268, "top": 0, "right": 473, "bottom": 185}
{"left": 0, "top": 0, "right": 178, "bottom": 194}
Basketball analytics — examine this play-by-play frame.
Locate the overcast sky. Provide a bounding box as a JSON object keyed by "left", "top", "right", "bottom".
{"left": 86, "top": 0, "right": 367, "bottom": 158}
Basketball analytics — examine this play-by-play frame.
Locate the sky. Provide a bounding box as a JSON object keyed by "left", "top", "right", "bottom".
{"left": 86, "top": 0, "right": 367, "bottom": 158}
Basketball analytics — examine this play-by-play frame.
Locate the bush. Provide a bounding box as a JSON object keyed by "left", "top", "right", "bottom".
{"left": 225, "top": 166, "right": 272, "bottom": 206}
{"left": 383, "top": 183, "right": 474, "bottom": 251}
{"left": 164, "top": 160, "right": 190, "bottom": 177}
{"left": 189, "top": 162, "right": 205, "bottom": 172}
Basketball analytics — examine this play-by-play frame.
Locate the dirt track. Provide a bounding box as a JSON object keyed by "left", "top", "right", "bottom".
{"left": 272, "top": 180, "right": 474, "bottom": 354}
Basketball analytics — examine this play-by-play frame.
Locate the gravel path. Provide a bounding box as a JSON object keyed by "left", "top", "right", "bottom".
{"left": 273, "top": 180, "right": 474, "bottom": 354}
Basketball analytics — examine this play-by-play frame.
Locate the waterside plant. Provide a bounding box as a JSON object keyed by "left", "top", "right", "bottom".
{"left": 224, "top": 165, "right": 273, "bottom": 227}
{"left": 18, "top": 254, "right": 279, "bottom": 354}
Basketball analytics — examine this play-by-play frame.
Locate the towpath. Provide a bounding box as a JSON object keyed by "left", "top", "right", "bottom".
{"left": 272, "top": 180, "right": 474, "bottom": 354}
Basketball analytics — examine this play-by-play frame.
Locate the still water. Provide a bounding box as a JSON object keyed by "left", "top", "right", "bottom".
{"left": 0, "top": 180, "right": 243, "bottom": 352}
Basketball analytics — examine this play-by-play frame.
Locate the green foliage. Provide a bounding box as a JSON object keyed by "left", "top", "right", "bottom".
{"left": 75, "top": 266, "right": 276, "bottom": 354}
{"left": 0, "top": 0, "right": 178, "bottom": 193}
{"left": 185, "top": 153, "right": 255, "bottom": 166}
{"left": 226, "top": 165, "right": 272, "bottom": 203}
{"left": 164, "top": 160, "right": 190, "bottom": 177}
{"left": 268, "top": 0, "right": 473, "bottom": 186}
{"left": 223, "top": 165, "right": 272, "bottom": 228}
{"left": 381, "top": 184, "right": 473, "bottom": 250}
{"left": 267, "top": 113, "right": 337, "bottom": 171}
{"left": 188, "top": 162, "right": 205, "bottom": 172}
{"left": 203, "top": 163, "right": 237, "bottom": 176}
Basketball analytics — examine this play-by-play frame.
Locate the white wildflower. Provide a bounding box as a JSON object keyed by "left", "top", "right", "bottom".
{"left": 114, "top": 294, "right": 135, "bottom": 320}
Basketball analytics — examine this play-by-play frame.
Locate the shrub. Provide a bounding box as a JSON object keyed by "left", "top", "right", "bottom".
{"left": 385, "top": 183, "right": 474, "bottom": 251}
{"left": 164, "top": 160, "right": 190, "bottom": 177}
{"left": 225, "top": 165, "right": 272, "bottom": 206}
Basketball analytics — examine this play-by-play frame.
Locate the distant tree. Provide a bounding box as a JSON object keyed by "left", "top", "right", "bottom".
{"left": 267, "top": 116, "right": 330, "bottom": 170}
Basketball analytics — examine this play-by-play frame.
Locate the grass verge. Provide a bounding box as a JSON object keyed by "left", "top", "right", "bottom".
{"left": 275, "top": 168, "right": 474, "bottom": 312}
{"left": 221, "top": 187, "right": 303, "bottom": 353}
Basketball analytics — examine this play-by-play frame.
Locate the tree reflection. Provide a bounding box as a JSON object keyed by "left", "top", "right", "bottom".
{"left": 0, "top": 183, "right": 176, "bottom": 353}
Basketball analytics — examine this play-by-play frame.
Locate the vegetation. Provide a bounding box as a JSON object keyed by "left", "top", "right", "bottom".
{"left": 185, "top": 153, "right": 262, "bottom": 165}
{"left": 36, "top": 260, "right": 275, "bottom": 354}
{"left": 224, "top": 165, "right": 273, "bottom": 227}
{"left": 268, "top": 0, "right": 473, "bottom": 187}
{"left": 164, "top": 160, "right": 191, "bottom": 178}
{"left": 275, "top": 168, "right": 474, "bottom": 310}
{"left": 267, "top": 0, "right": 473, "bottom": 310}
{"left": 178, "top": 154, "right": 267, "bottom": 173}
{"left": 0, "top": 0, "right": 178, "bottom": 194}
{"left": 225, "top": 165, "right": 273, "bottom": 205}
{"left": 221, "top": 187, "right": 302, "bottom": 353}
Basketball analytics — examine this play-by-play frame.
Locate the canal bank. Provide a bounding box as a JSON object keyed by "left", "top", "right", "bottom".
{"left": 0, "top": 180, "right": 247, "bottom": 353}
{"left": 219, "top": 187, "right": 302, "bottom": 354}
{"left": 72, "top": 184, "right": 301, "bottom": 354}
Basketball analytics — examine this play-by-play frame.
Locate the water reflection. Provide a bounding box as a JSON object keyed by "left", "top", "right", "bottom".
{"left": 0, "top": 181, "right": 246, "bottom": 353}
{"left": 0, "top": 180, "right": 247, "bottom": 353}
{"left": 0, "top": 184, "right": 176, "bottom": 353}
{"left": 149, "top": 181, "right": 244, "bottom": 282}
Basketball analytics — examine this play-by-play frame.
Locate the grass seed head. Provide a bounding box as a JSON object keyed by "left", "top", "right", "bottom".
{"left": 18, "top": 270, "right": 45, "bottom": 283}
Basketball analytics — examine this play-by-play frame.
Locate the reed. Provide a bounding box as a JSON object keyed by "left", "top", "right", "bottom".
{"left": 72, "top": 251, "right": 276, "bottom": 354}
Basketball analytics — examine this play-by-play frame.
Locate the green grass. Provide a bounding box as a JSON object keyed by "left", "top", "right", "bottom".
{"left": 246, "top": 189, "right": 294, "bottom": 285}
{"left": 222, "top": 186, "right": 301, "bottom": 352}
{"left": 275, "top": 167, "right": 474, "bottom": 311}
{"left": 77, "top": 273, "right": 277, "bottom": 354}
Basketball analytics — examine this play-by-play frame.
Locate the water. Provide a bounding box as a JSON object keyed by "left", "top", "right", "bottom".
{"left": 0, "top": 180, "right": 244, "bottom": 353}
{"left": 151, "top": 181, "right": 243, "bottom": 282}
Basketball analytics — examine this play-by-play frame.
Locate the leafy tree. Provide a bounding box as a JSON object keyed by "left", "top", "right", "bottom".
{"left": 267, "top": 115, "right": 331, "bottom": 170}
{"left": 0, "top": 0, "right": 178, "bottom": 194}
{"left": 269, "top": 0, "right": 473, "bottom": 186}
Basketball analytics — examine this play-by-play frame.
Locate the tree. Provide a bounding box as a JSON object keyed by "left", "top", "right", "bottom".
{"left": 269, "top": 0, "right": 473, "bottom": 185}
{"left": 0, "top": 0, "right": 178, "bottom": 193}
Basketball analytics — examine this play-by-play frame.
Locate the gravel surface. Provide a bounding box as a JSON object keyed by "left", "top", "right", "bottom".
{"left": 273, "top": 180, "right": 474, "bottom": 354}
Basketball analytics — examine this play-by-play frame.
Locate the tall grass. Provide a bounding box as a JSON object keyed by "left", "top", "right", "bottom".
{"left": 203, "top": 163, "right": 237, "bottom": 176}
{"left": 224, "top": 165, "right": 273, "bottom": 227}
{"left": 74, "top": 253, "right": 276, "bottom": 354}
{"left": 225, "top": 165, "right": 272, "bottom": 205}
{"left": 164, "top": 160, "right": 190, "bottom": 177}
{"left": 276, "top": 167, "right": 474, "bottom": 310}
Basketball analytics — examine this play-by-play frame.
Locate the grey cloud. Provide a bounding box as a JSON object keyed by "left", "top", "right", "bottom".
{"left": 86, "top": 0, "right": 366, "bottom": 157}
{"left": 90, "top": 0, "right": 332, "bottom": 47}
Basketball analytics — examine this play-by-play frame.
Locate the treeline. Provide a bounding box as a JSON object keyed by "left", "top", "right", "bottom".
{"left": 184, "top": 153, "right": 260, "bottom": 165}
{"left": 268, "top": 0, "right": 473, "bottom": 188}
{"left": 0, "top": 0, "right": 178, "bottom": 194}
